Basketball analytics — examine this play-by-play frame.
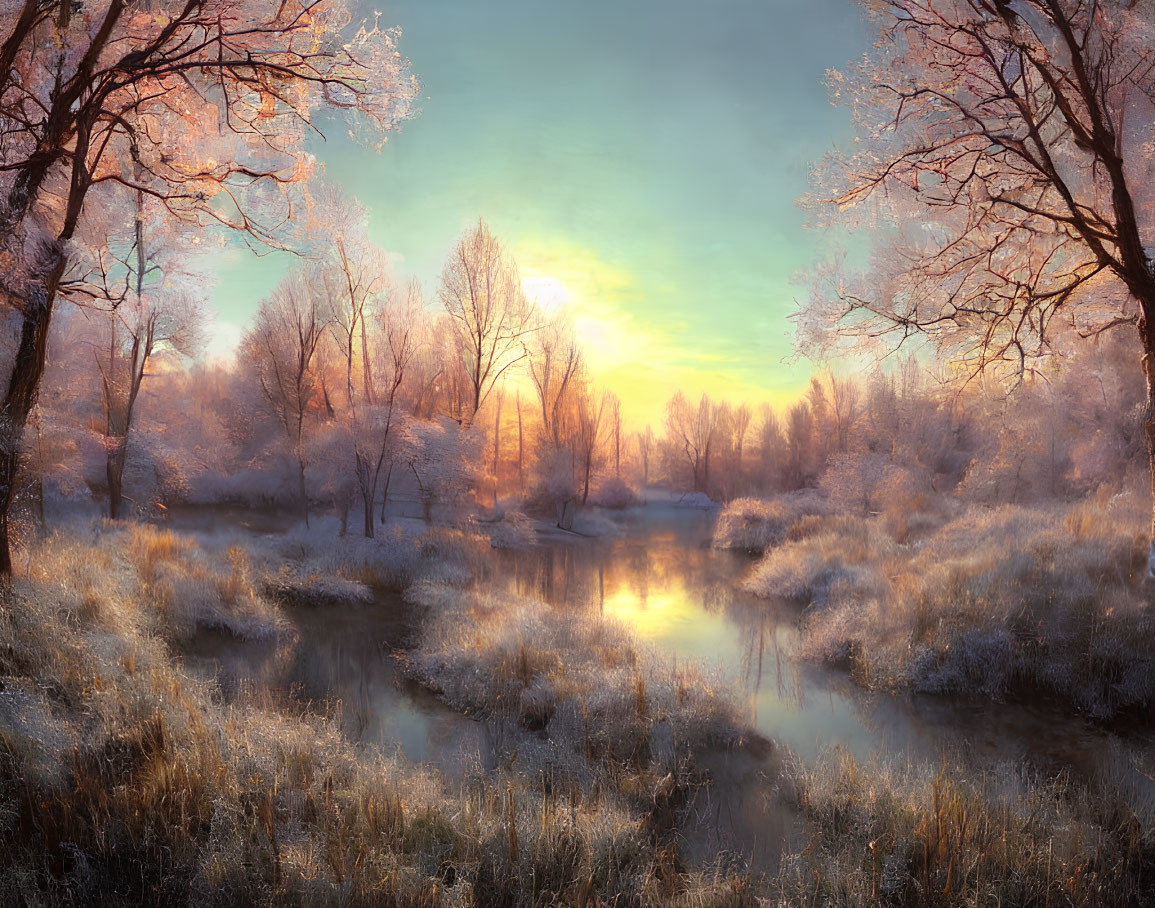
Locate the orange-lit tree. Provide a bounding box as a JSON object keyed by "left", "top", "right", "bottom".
{"left": 0, "top": 0, "right": 415, "bottom": 574}
{"left": 812, "top": 1, "right": 1155, "bottom": 574}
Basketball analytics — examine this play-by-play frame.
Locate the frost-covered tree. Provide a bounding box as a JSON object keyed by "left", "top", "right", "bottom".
{"left": 526, "top": 316, "right": 582, "bottom": 449}
{"left": 77, "top": 189, "right": 205, "bottom": 518}
{"left": 401, "top": 417, "right": 478, "bottom": 524}
{"left": 665, "top": 391, "right": 723, "bottom": 494}
{"left": 353, "top": 280, "right": 421, "bottom": 536}
{"left": 0, "top": 0, "right": 416, "bottom": 573}
{"left": 439, "top": 220, "right": 535, "bottom": 425}
{"left": 810, "top": 0, "right": 1155, "bottom": 574}
{"left": 242, "top": 271, "right": 329, "bottom": 526}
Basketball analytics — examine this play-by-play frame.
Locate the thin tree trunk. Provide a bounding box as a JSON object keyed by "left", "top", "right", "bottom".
{"left": 516, "top": 390, "right": 524, "bottom": 490}
{"left": 107, "top": 441, "right": 126, "bottom": 519}
{"left": 33, "top": 417, "right": 45, "bottom": 535}
{"left": 362, "top": 485, "right": 374, "bottom": 539}
{"left": 298, "top": 452, "right": 310, "bottom": 529}
{"left": 493, "top": 391, "right": 503, "bottom": 507}
{"left": 379, "top": 461, "right": 393, "bottom": 525}
{"left": 361, "top": 321, "right": 374, "bottom": 405}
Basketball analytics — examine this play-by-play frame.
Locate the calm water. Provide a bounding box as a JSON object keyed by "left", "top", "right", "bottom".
{"left": 491, "top": 500, "right": 1155, "bottom": 785}
{"left": 183, "top": 591, "right": 486, "bottom": 775}
{"left": 180, "top": 498, "right": 1154, "bottom": 865}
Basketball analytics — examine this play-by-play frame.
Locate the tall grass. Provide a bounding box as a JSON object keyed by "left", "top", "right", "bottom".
{"left": 770, "top": 747, "right": 1155, "bottom": 906}
{"left": 0, "top": 525, "right": 766, "bottom": 905}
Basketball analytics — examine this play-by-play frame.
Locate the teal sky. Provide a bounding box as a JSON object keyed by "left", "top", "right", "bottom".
{"left": 210, "top": 0, "right": 868, "bottom": 426}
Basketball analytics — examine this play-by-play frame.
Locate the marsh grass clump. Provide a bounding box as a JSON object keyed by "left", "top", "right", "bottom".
{"left": 714, "top": 491, "right": 831, "bottom": 554}
{"left": 405, "top": 578, "right": 768, "bottom": 875}
{"left": 744, "top": 495, "right": 1155, "bottom": 718}
{"left": 772, "top": 748, "right": 1155, "bottom": 907}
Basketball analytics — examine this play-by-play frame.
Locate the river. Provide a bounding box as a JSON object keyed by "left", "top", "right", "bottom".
{"left": 176, "top": 497, "right": 1155, "bottom": 868}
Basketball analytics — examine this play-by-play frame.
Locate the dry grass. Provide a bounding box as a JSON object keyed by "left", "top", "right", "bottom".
{"left": 770, "top": 747, "right": 1155, "bottom": 907}
{"left": 713, "top": 492, "right": 831, "bottom": 554}
{"left": 0, "top": 524, "right": 767, "bottom": 906}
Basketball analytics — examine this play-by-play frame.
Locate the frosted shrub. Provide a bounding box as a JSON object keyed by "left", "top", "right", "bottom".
{"left": 588, "top": 478, "right": 642, "bottom": 510}
{"left": 269, "top": 517, "right": 423, "bottom": 592}
{"left": 479, "top": 509, "right": 536, "bottom": 549}
{"left": 746, "top": 496, "right": 1155, "bottom": 717}
{"left": 713, "top": 498, "right": 797, "bottom": 552}
{"left": 741, "top": 516, "right": 893, "bottom": 604}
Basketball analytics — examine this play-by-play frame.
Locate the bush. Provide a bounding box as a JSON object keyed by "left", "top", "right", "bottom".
{"left": 743, "top": 496, "right": 1155, "bottom": 717}
{"left": 478, "top": 509, "right": 537, "bottom": 549}
{"left": 713, "top": 491, "right": 831, "bottom": 553}
{"left": 589, "top": 478, "right": 642, "bottom": 510}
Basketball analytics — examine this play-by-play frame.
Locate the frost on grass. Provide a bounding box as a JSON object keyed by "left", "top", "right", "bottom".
{"left": 406, "top": 581, "right": 757, "bottom": 787}
{"left": 252, "top": 516, "right": 487, "bottom": 601}
{"left": 713, "top": 490, "right": 831, "bottom": 553}
{"left": 476, "top": 509, "right": 537, "bottom": 549}
{"left": 0, "top": 527, "right": 766, "bottom": 905}
{"left": 772, "top": 746, "right": 1155, "bottom": 905}
{"left": 743, "top": 493, "right": 1155, "bottom": 717}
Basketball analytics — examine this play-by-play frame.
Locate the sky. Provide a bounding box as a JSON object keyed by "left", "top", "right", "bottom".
{"left": 209, "top": 0, "right": 869, "bottom": 428}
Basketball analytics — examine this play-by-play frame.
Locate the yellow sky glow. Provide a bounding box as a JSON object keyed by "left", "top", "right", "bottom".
{"left": 516, "top": 239, "right": 801, "bottom": 430}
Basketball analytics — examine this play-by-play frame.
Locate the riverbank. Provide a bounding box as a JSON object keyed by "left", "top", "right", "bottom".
{"left": 731, "top": 490, "right": 1155, "bottom": 722}
{"left": 0, "top": 513, "right": 1152, "bottom": 904}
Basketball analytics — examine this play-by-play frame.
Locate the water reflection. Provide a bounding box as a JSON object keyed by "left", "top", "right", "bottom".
{"left": 183, "top": 595, "right": 483, "bottom": 776}
{"left": 495, "top": 502, "right": 1155, "bottom": 788}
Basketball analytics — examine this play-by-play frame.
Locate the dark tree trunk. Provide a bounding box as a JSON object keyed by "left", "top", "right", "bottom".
{"left": 107, "top": 441, "right": 127, "bottom": 520}
{"left": 379, "top": 462, "right": 393, "bottom": 525}
{"left": 1142, "top": 322, "right": 1155, "bottom": 581}
{"left": 362, "top": 487, "right": 375, "bottom": 539}
{"left": 0, "top": 268, "right": 61, "bottom": 578}
{"left": 297, "top": 453, "right": 310, "bottom": 529}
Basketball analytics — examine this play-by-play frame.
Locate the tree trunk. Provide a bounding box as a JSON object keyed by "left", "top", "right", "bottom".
{"left": 297, "top": 453, "right": 310, "bottom": 529}
{"left": 362, "top": 487, "right": 375, "bottom": 539}
{"left": 0, "top": 273, "right": 61, "bottom": 578}
{"left": 107, "top": 440, "right": 126, "bottom": 520}
{"left": 379, "top": 462, "right": 393, "bottom": 525}
{"left": 516, "top": 391, "right": 524, "bottom": 490}
{"left": 1143, "top": 336, "right": 1155, "bottom": 581}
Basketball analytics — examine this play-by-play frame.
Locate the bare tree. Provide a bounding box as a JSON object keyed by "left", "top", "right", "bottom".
{"left": 812, "top": 0, "right": 1155, "bottom": 573}
{"left": 78, "top": 182, "right": 204, "bottom": 518}
{"left": 665, "top": 391, "right": 723, "bottom": 494}
{"left": 638, "top": 425, "right": 655, "bottom": 487}
{"left": 526, "top": 317, "right": 582, "bottom": 448}
{"left": 243, "top": 272, "right": 328, "bottom": 527}
{"left": 0, "top": 0, "right": 416, "bottom": 574}
{"left": 573, "top": 386, "right": 608, "bottom": 504}
{"left": 355, "top": 279, "right": 421, "bottom": 537}
{"left": 608, "top": 393, "right": 622, "bottom": 478}
{"left": 439, "top": 220, "right": 535, "bottom": 425}
{"left": 516, "top": 389, "right": 525, "bottom": 490}
{"left": 313, "top": 186, "right": 390, "bottom": 408}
